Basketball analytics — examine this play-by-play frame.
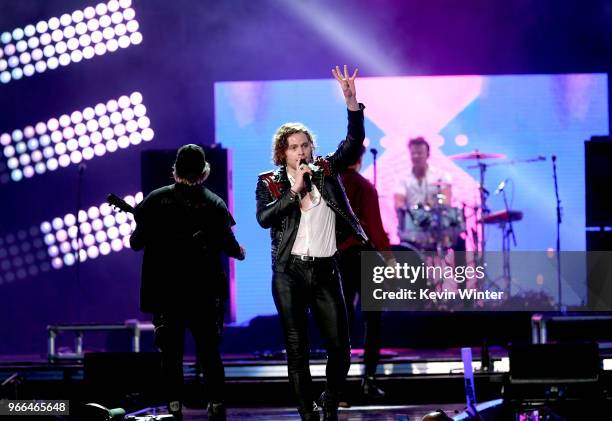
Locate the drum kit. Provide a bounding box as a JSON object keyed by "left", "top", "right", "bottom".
{"left": 397, "top": 181, "right": 466, "bottom": 251}
{"left": 397, "top": 150, "right": 533, "bottom": 294}
{"left": 398, "top": 150, "right": 521, "bottom": 251}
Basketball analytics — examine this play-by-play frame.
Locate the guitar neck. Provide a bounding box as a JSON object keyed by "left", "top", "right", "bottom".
{"left": 107, "top": 194, "right": 135, "bottom": 214}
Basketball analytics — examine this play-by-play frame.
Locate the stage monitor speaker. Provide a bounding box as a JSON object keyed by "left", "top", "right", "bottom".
{"left": 585, "top": 137, "right": 612, "bottom": 227}
{"left": 506, "top": 343, "right": 601, "bottom": 403}
{"left": 586, "top": 232, "right": 612, "bottom": 309}
{"left": 84, "top": 352, "right": 162, "bottom": 401}
{"left": 587, "top": 230, "right": 612, "bottom": 251}
{"left": 509, "top": 343, "right": 599, "bottom": 381}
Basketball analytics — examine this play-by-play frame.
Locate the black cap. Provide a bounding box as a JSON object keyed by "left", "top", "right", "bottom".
{"left": 174, "top": 144, "right": 207, "bottom": 179}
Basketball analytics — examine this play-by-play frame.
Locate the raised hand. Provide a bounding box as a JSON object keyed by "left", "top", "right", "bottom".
{"left": 332, "top": 65, "right": 359, "bottom": 111}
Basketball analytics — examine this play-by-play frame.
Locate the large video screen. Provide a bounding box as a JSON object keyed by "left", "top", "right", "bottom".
{"left": 215, "top": 74, "right": 608, "bottom": 322}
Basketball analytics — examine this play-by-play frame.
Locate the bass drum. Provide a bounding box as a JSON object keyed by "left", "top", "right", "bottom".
{"left": 440, "top": 206, "right": 466, "bottom": 246}
{"left": 398, "top": 205, "right": 466, "bottom": 249}
{"left": 390, "top": 243, "right": 427, "bottom": 310}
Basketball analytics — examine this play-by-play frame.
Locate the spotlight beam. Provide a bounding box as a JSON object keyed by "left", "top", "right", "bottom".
{"left": 277, "top": 0, "right": 401, "bottom": 77}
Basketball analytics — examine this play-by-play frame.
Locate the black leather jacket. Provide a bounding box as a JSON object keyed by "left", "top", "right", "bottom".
{"left": 256, "top": 104, "right": 369, "bottom": 272}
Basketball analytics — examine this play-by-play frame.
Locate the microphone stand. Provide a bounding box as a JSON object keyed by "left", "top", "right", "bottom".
{"left": 501, "top": 184, "right": 516, "bottom": 295}
{"left": 466, "top": 155, "right": 546, "bottom": 284}
{"left": 476, "top": 158, "right": 489, "bottom": 259}
{"left": 370, "top": 148, "right": 378, "bottom": 188}
{"left": 552, "top": 155, "right": 563, "bottom": 311}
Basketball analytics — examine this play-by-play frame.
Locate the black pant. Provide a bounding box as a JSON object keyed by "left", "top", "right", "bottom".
{"left": 153, "top": 308, "right": 225, "bottom": 405}
{"left": 338, "top": 247, "right": 383, "bottom": 377}
{"left": 272, "top": 256, "right": 350, "bottom": 411}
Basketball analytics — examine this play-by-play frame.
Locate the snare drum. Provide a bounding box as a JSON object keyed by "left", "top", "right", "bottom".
{"left": 398, "top": 205, "right": 435, "bottom": 247}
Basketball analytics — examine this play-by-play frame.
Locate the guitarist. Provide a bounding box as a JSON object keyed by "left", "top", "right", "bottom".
{"left": 130, "top": 144, "right": 245, "bottom": 421}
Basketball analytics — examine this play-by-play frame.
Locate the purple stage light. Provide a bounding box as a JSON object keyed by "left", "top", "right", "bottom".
{"left": 0, "top": 0, "right": 143, "bottom": 84}
{"left": 72, "top": 10, "right": 85, "bottom": 24}
{"left": 99, "top": 115, "right": 111, "bottom": 128}
{"left": 51, "top": 194, "right": 139, "bottom": 267}
{"left": 95, "top": 231, "right": 107, "bottom": 243}
{"left": 18, "top": 155, "right": 30, "bottom": 166}
{"left": 1, "top": 92, "right": 154, "bottom": 183}
{"left": 129, "top": 132, "right": 141, "bottom": 145}
{"left": 75, "top": 125, "right": 87, "bottom": 138}
{"left": 99, "top": 242, "right": 111, "bottom": 256}
{"left": 40, "top": 221, "right": 52, "bottom": 234}
{"left": 22, "top": 166, "right": 34, "bottom": 178}
{"left": 87, "top": 207, "right": 100, "bottom": 220}
{"left": 107, "top": 226, "right": 119, "bottom": 240}
{"left": 29, "top": 141, "right": 40, "bottom": 153}
{"left": 103, "top": 215, "right": 115, "bottom": 228}
{"left": 54, "top": 142, "right": 66, "bottom": 154}
{"left": 137, "top": 116, "right": 150, "bottom": 129}
{"left": 48, "top": 245, "right": 59, "bottom": 257}
{"left": 1, "top": 193, "right": 141, "bottom": 281}
{"left": 64, "top": 214, "right": 76, "bottom": 227}
{"left": 58, "top": 155, "right": 71, "bottom": 167}
{"left": 56, "top": 230, "right": 68, "bottom": 243}
{"left": 111, "top": 238, "right": 123, "bottom": 252}
{"left": 4, "top": 145, "right": 15, "bottom": 158}
{"left": 87, "top": 246, "right": 99, "bottom": 259}
{"left": 71, "top": 111, "right": 83, "bottom": 124}
{"left": 80, "top": 222, "right": 92, "bottom": 235}
{"left": 84, "top": 235, "right": 96, "bottom": 248}
{"left": 63, "top": 253, "right": 75, "bottom": 266}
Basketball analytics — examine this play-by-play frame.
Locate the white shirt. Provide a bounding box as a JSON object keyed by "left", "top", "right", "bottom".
{"left": 394, "top": 165, "right": 452, "bottom": 208}
{"left": 287, "top": 171, "right": 337, "bottom": 257}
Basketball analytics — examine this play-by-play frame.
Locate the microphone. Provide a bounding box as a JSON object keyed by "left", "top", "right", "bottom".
{"left": 552, "top": 154, "right": 556, "bottom": 163}
{"left": 370, "top": 148, "right": 378, "bottom": 156}
{"left": 300, "top": 159, "right": 312, "bottom": 192}
{"left": 494, "top": 178, "right": 509, "bottom": 195}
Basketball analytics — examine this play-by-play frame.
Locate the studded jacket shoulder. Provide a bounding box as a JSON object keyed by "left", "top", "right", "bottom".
{"left": 255, "top": 104, "right": 369, "bottom": 272}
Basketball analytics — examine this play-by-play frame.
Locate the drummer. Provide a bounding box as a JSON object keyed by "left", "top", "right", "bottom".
{"left": 393, "top": 136, "right": 452, "bottom": 210}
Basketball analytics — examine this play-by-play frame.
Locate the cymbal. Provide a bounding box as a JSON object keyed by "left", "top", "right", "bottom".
{"left": 480, "top": 209, "right": 523, "bottom": 224}
{"left": 449, "top": 150, "right": 506, "bottom": 161}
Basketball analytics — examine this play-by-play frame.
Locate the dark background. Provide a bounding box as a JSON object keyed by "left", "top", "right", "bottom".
{"left": 1, "top": 0, "right": 611, "bottom": 355}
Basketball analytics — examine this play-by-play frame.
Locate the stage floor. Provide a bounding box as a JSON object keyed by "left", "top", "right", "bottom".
{"left": 2, "top": 347, "right": 612, "bottom": 419}
{"left": 175, "top": 404, "right": 465, "bottom": 420}
{"left": 0, "top": 346, "right": 512, "bottom": 379}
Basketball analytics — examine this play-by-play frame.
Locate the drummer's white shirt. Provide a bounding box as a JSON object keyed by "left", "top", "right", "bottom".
{"left": 394, "top": 165, "right": 452, "bottom": 208}
{"left": 287, "top": 171, "right": 337, "bottom": 257}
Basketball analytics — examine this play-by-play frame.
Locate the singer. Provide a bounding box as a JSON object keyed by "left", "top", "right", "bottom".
{"left": 255, "top": 65, "right": 367, "bottom": 421}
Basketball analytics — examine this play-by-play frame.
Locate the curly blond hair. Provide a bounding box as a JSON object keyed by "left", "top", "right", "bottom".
{"left": 271, "top": 122, "right": 317, "bottom": 166}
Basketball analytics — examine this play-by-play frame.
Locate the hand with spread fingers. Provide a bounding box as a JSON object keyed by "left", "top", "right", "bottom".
{"left": 332, "top": 64, "right": 359, "bottom": 111}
